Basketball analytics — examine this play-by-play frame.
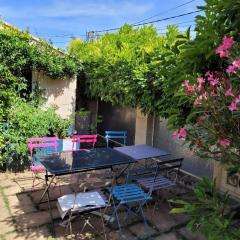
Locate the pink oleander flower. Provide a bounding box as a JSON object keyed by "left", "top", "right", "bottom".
{"left": 205, "top": 71, "right": 219, "bottom": 86}
{"left": 197, "top": 77, "right": 205, "bottom": 93}
{"left": 219, "top": 138, "right": 231, "bottom": 147}
{"left": 209, "top": 77, "right": 219, "bottom": 86}
{"left": 228, "top": 100, "right": 238, "bottom": 111}
{"left": 216, "top": 47, "right": 230, "bottom": 58}
{"left": 199, "top": 92, "right": 207, "bottom": 100}
{"left": 187, "top": 85, "right": 195, "bottom": 93}
{"left": 232, "top": 59, "right": 240, "bottom": 68}
{"left": 225, "top": 87, "right": 234, "bottom": 97}
{"left": 216, "top": 36, "right": 235, "bottom": 58}
{"left": 172, "top": 128, "right": 187, "bottom": 140}
{"left": 222, "top": 36, "right": 235, "bottom": 49}
{"left": 197, "top": 77, "right": 205, "bottom": 84}
{"left": 211, "top": 90, "right": 218, "bottom": 97}
{"left": 194, "top": 92, "right": 208, "bottom": 106}
{"left": 227, "top": 65, "right": 237, "bottom": 74}
{"left": 235, "top": 95, "right": 240, "bottom": 103}
{"left": 182, "top": 80, "right": 189, "bottom": 87}
{"left": 194, "top": 98, "right": 201, "bottom": 106}
{"left": 172, "top": 130, "right": 179, "bottom": 140}
{"left": 179, "top": 127, "right": 187, "bottom": 139}
{"left": 197, "top": 84, "right": 203, "bottom": 93}
{"left": 182, "top": 80, "right": 195, "bottom": 94}
{"left": 205, "top": 71, "right": 213, "bottom": 79}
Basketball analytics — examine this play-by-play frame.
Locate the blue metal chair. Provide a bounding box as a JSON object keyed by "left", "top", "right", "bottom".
{"left": 105, "top": 131, "right": 127, "bottom": 147}
{"left": 109, "top": 183, "right": 151, "bottom": 236}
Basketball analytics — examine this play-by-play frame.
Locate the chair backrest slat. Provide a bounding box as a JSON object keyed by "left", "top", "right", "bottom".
{"left": 153, "top": 157, "right": 184, "bottom": 184}
{"left": 105, "top": 131, "right": 127, "bottom": 147}
{"left": 28, "top": 137, "right": 59, "bottom": 156}
{"left": 71, "top": 134, "right": 97, "bottom": 150}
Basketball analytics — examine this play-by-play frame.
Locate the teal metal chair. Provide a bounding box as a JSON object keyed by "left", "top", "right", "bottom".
{"left": 108, "top": 163, "right": 152, "bottom": 236}
{"left": 105, "top": 131, "right": 127, "bottom": 147}
{"left": 109, "top": 183, "right": 151, "bottom": 236}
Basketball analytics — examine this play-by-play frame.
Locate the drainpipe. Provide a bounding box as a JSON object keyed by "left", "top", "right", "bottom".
{"left": 151, "top": 113, "right": 155, "bottom": 146}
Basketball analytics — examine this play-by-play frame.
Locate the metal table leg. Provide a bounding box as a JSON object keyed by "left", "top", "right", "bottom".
{"left": 46, "top": 179, "right": 55, "bottom": 235}
{"left": 38, "top": 172, "right": 55, "bottom": 205}
{"left": 38, "top": 171, "right": 56, "bottom": 235}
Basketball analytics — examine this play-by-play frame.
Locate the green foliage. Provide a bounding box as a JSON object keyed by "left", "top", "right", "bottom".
{"left": 181, "top": 0, "right": 240, "bottom": 72}
{"left": 68, "top": 0, "right": 240, "bottom": 129}
{"left": 171, "top": 178, "right": 240, "bottom": 240}
{"left": 1, "top": 99, "right": 71, "bottom": 169}
{"left": 0, "top": 21, "right": 81, "bottom": 79}
{"left": 163, "top": 0, "right": 240, "bottom": 129}
{"left": 0, "top": 63, "right": 24, "bottom": 119}
{"left": 178, "top": 35, "right": 240, "bottom": 173}
{"left": 69, "top": 24, "right": 190, "bottom": 117}
{"left": 0, "top": 21, "right": 80, "bottom": 169}
{"left": 0, "top": 20, "right": 81, "bottom": 121}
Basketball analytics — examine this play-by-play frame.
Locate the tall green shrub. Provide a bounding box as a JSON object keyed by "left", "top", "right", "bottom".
{"left": 0, "top": 21, "right": 80, "bottom": 169}
{"left": 1, "top": 100, "right": 70, "bottom": 169}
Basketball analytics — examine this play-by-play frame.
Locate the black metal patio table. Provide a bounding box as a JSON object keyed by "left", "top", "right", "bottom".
{"left": 36, "top": 147, "right": 135, "bottom": 231}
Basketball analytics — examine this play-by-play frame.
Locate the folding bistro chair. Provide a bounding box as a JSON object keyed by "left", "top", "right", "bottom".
{"left": 57, "top": 188, "right": 109, "bottom": 239}
{"left": 28, "top": 137, "right": 60, "bottom": 191}
{"left": 105, "top": 131, "right": 127, "bottom": 147}
{"left": 134, "top": 156, "right": 184, "bottom": 214}
{"left": 108, "top": 164, "right": 152, "bottom": 237}
{"left": 71, "top": 134, "right": 97, "bottom": 151}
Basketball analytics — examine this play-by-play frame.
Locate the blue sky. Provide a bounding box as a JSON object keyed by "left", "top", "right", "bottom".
{"left": 0, "top": 0, "right": 205, "bottom": 49}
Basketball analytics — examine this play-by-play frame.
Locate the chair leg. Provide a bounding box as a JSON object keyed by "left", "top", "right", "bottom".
{"left": 100, "top": 209, "right": 108, "bottom": 240}
{"left": 65, "top": 212, "right": 73, "bottom": 235}
{"left": 111, "top": 201, "right": 122, "bottom": 237}
{"left": 80, "top": 215, "right": 107, "bottom": 240}
{"left": 32, "top": 173, "right": 36, "bottom": 191}
{"left": 152, "top": 189, "right": 171, "bottom": 216}
{"left": 138, "top": 202, "right": 149, "bottom": 235}
{"left": 152, "top": 199, "right": 159, "bottom": 216}
{"left": 65, "top": 220, "right": 72, "bottom": 235}
{"left": 80, "top": 216, "right": 89, "bottom": 234}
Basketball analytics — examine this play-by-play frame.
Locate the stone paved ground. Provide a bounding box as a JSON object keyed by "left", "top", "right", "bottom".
{"left": 0, "top": 172, "right": 206, "bottom": 240}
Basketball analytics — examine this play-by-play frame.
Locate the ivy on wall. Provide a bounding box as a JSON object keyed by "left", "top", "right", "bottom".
{"left": 69, "top": 24, "right": 191, "bottom": 127}
{"left": 0, "top": 21, "right": 81, "bottom": 168}
{"left": 0, "top": 21, "right": 82, "bottom": 119}
{"left": 68, "top": 0, "right": 240, "bottom": 130}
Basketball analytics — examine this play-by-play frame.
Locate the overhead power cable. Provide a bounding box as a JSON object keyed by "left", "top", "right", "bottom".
{"left": 156, "top": 20, "right": 195, "bottom": 31}
{"left": 93, "top": 10, "right": 202, "bottom": 33}
{"left": 132, "top": 0, "right": 196, "bottom": 25}
{"left": 35, "top": 20, "right": 195, "bottom": 40}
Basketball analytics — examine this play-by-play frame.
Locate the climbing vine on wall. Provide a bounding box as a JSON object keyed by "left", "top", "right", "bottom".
{"left": 0, "top": 21, "right": 81, "bottom": 168}
{"left": 69, "top": 24, "right": 191, "bottom": 127}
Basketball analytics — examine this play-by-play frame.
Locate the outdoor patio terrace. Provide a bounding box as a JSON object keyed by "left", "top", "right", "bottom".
{"left": 0, "top": 167, "right": 205, "bottom": 240}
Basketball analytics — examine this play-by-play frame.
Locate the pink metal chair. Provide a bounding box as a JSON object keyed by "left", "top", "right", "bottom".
{"left": 28, "top": 137, "right": 59, "bottom": 191}
{"left": 28, "top": 137, "right": 58, "bottom": 156}
{"left": 71, "top": 135, "right": 97, "bottom": 151}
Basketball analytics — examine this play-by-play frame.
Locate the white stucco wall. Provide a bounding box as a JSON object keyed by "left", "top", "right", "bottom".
{"left": 32, "top": 70, "right": 77, "bottom": 118}
{"left": 134, "top": 108, "right": 154, "bottom": 145}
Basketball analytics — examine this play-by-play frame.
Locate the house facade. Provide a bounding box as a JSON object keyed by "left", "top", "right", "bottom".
{"left": 1, "top": 20, "right": 77, "bottom": 119}
{"left": 32, "top": 70, "right": 77, "bottom": 118}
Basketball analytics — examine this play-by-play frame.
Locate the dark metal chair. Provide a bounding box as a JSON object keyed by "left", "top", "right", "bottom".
{"left": 130, "top": 155, "right": 184, "bottom": 214}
